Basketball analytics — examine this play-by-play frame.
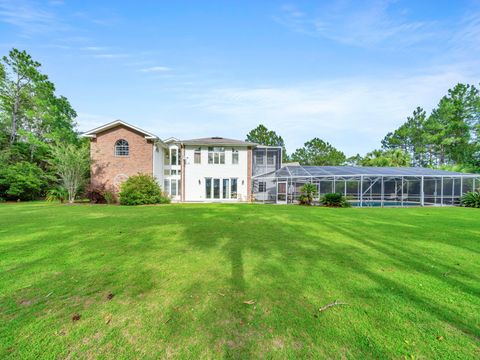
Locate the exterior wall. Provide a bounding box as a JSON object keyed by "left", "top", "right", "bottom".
{"left": 152, "top": 143, "right": 165, "bottom": 188}
{"left": 162, "top": 143, "right": 182, "bottom": 201}
{"left": 183, "top": 145, "right": 250, "bottom": 202}
{"left": 247, "top": 148, "right": 252, "bottom": 201}
{"left": 90, "top": 125, "right": 153, "bottom": 191}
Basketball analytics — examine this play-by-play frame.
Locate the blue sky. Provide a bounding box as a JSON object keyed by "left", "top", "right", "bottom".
{"left": 1, "top": 0, "right": 479, "bottom": 155}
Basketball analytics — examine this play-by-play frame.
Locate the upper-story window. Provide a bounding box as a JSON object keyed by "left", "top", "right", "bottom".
{"left": 164, "top": 151, "right": 170, "bottom": 165}
{"left": 114, "top": 139, "right": 129, "bottom": 157}
{"left": 194, "top": 147, "right": 201, "bottom": 164}
{"left": 232, "top": 148, "right": 239, "bottom": 164}
{"left": 171, "top": 148, "right": 178, "bottom": 165}
{"left": 208, "top": 147, "right": 225, "bottom": 164}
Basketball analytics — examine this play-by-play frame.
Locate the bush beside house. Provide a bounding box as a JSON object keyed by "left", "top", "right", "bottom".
{"left": 461, "top": 191, "right": 480, "bottom": 208}
{"left": 321, "top": 192, "right": 351, "bottom": 207}
{"left": 119, "top": 174, "right": 170, "bottom": 205}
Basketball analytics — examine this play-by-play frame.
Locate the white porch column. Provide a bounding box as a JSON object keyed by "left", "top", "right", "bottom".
{"left": 420, "top": 176, "right": 424, "bottom": 206}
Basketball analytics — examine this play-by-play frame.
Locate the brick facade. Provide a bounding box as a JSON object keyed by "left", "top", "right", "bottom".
{"left": 90, "top": 125, "right": 153, "bottom": 191}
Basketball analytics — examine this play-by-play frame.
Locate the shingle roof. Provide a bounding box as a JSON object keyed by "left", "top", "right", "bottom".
{"left": 181, "top": 137, "right": 258, "bottom": 146}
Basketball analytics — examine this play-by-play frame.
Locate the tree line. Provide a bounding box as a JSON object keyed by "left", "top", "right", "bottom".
{"left": 0, "top": 49, "right": 88, "bottom": 202}
{"left": 1, "top": 48, "right": 478, "bottom": 202}
{"left": 246, "top": 83, "right": 480, "bottom": 172}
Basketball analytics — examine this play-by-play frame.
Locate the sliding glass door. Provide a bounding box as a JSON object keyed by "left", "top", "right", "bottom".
{"left": 213, "top": 179, "right": 220, "bottom": 199}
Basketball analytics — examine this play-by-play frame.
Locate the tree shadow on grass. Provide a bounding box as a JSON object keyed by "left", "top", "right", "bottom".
{"left": 165, "top": 205, "right": 480, "bottom": 357}
{"left": 317, "top": 221, "right": 480, "bottom": 341}
{"left": 158, "top": 205, "right": 393, "bottom": 358}
{"left": 2, "top": 204, "right": 480, "bottom": 358}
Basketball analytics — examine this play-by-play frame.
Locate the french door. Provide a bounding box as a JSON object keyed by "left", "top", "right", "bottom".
{"left": 206, "top": 178, "right": 232, "bottom": 200}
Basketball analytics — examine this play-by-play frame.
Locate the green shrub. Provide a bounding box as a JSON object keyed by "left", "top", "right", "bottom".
{"left": 119, "top": 174, "right": 170, "bottom": 206}
{"left": 46, "top": 187, "right": 68, "bottom": 203}
{"left": 0, "top": 161, "right": 47, "bottom": 201}
{"left": 461, "top": 191, "right": 480, "bottom": 208}
{"left": 104, "top": 190, "right": 116, "bottom": 205}
{"left": 84, "top": 184, "right": 107, "bottom": 204}
{"left": 298, "top": 183, "right": 318, "bottom": 205}
{"left": 321, "top": 192, "right": 351, "bottom": 207}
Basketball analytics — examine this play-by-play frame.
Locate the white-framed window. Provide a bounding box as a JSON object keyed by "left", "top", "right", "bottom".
{"left": 223, "top": 179, "right": 230, "bottom": 199}
{"left": 114, "top": 139, "right": 129, "bottom": 157}
{"left": 232, "top": 148, "right": 239, "bottom": 164}
{"left": 259, "top": 181, "right": 266, "bottom": 192}
{"left": 205, "top": 178, "right": 234, "bottom": 199}
{"left": 171, "top": 148, "right": 178, "bottom": 166}
{"left": 164, "top": 169, "right": 169, "bottom": 176}
{"left": 194, "top": 147, "right": 201, "bottom": 164}
{"left": 205, "top": 178, "right": 212, "bottom": 199}
{"left": 164, "top": 179, "right": 170, "bottom": 195}
{"left": 171, "top": 169, "right": 177, "bottom": 175}
{"left": 164, "top": 150, "right": 170, "bottom": 165}
{"left": 171, "top": 180, "right": 177, "bottom": 196}
{"left": 231, "top": 178, "right": 238, "bottom": 199}
{"left": 208, "top": 147, "right": 225, "bottom": 164}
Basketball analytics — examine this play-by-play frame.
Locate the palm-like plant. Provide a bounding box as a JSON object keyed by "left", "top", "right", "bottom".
{"left": 298, "top": 183, "right": 318, "bottom": 205}
{"left": 461, "top": 191, "right": 480, "bottom": 208}
{"left": 321, "top": 192, "right": 351, "bottom": 207}
{"left": 46, "top": 187, "right": 68, "bottom": 203}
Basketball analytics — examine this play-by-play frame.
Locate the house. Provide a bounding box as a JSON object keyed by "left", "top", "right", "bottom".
{"left": 82, "top": 120, "right": 282, "bottom": 202}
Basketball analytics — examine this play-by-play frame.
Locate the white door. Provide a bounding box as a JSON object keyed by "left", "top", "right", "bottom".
{"left": 277, "top": 181, "right": 287, "bottom": 204}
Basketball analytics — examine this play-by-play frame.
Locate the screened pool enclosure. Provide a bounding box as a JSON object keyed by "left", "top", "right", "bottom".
{"left": 252, "top": 166, "right": 480, "bottom": 206}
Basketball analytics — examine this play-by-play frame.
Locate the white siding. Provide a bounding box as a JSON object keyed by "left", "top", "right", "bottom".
{"left": 183, "top": 145, "right": 249, "bottom": 202}
{"left": 153, "top": 143, "right": 165, "bottom": 186}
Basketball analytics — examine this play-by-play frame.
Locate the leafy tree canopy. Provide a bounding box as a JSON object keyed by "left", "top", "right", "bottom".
{"left": 0, "top": 48, "right": 81, "bottom": 200}
{"left": 356, "top": 149, "right": 412, "bottom": 167}
{"left": 246, "top": 124, "right": 288, "bottom": 160}
{"left": 290, "top": 138, "right": 346, "bottom": 166}
{"left": 382, "top": 83, "right": 480, "bottom": 169}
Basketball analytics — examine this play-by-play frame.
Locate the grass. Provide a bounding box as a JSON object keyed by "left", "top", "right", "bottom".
{"left": 0, "top": 202, "right": 479, "bottom": 359}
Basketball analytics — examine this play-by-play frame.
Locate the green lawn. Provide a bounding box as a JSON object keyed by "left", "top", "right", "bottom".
{"left": 1, "top": 203, "right": 479, "bottom": 359}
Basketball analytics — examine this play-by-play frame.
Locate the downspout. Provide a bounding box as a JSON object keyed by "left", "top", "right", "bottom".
{"left": 247, "top": 147, "right": 253, "bottom": 202}
{"left": 182, "top": 145, "right": 186, "bottom": 202}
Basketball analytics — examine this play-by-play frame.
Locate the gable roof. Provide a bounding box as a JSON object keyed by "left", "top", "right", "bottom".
{"left": 81, "top": 120, "right": 158, "bottom": 139}
{"left": 181, "top": 137, "right": 258, "bottom": 147}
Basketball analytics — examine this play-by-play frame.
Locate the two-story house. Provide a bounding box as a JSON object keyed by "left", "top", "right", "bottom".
{"left": 82, "top": 120, "right": 282, "bottom": 202}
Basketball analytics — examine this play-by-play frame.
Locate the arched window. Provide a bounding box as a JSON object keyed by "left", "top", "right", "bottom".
{"left": 114, "top": 139, "right": 129, "bottom": 156}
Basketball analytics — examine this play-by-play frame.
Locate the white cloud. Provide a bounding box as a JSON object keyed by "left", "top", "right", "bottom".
{"left": 274, "top": 1, "right": 437, "bottom": 48}
{"left": 92, "top": 53, "right": 130, "bottom": 59}
{"left": 82, "top": 46, "right": 109, "bottom": 51}
{"left": 0, "top": 0, "right": 65, "bottom": 35}
{"left": 140, "top": 66, "right": 172, "bottom": 73}
{"left": 192, "top": 66, "right": 479, "bottom": 155}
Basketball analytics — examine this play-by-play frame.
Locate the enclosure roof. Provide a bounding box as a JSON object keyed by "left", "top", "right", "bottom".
{"left": 255, "top": 165, "right": 473, "bottom": 178}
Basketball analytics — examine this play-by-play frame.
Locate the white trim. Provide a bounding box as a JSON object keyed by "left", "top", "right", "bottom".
{"left": 81, "top": 120, "right": 158, "bottom": 139}
{"left": 163, "top": 137, "right": 180, "bottom": 143}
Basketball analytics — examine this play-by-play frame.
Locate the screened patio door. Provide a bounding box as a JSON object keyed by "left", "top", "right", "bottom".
{"left": 277, "top": 181, "right": 287, "bottom": 204}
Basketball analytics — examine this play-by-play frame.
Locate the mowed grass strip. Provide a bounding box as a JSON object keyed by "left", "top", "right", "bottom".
{"left": 0, "top": 202, "right": 479, "bottom": 359}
